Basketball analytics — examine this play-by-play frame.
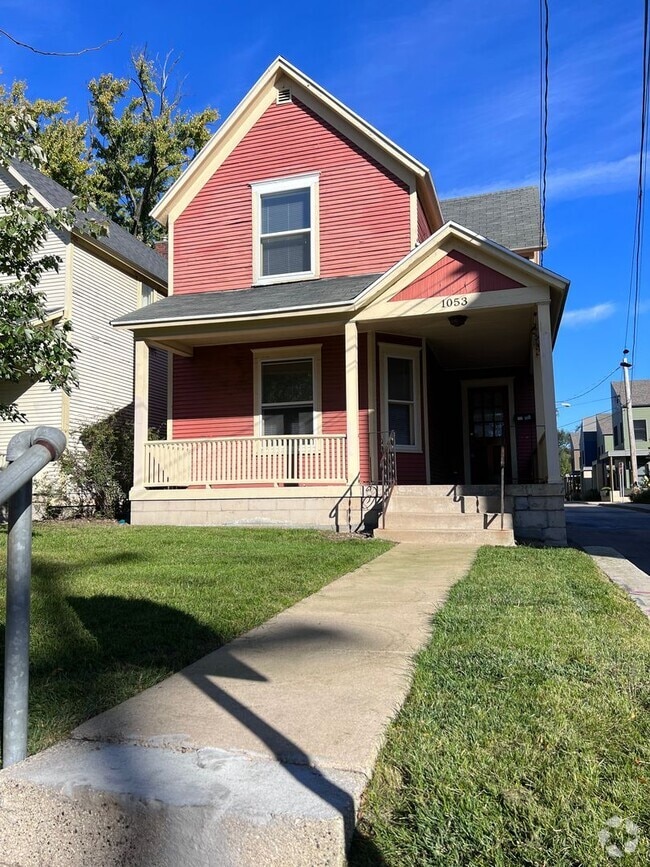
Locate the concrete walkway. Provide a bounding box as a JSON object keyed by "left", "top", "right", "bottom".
{"left": 585, "top": 546, "right": 650, "bottom": 620}
{"left": 0, "top": 543, "right": 478, "bottom": 867}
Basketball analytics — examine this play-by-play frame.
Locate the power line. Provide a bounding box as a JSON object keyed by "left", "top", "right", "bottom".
{"left": 538, "top": 0, "right": 550, "bottom": 265}
{"left": 559, "top": 366, "right": 620, "bottom": 403}
{"left": 625, "top": 0, "right": 650, "bottom": 366}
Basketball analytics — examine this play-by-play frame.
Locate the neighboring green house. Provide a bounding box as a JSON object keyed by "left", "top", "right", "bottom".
{"left": 588, "top": 381, "right": 650, "bottom": 493}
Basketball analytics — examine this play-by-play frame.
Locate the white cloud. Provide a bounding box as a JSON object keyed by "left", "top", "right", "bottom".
{"left": 562, "top": 303, "right": 617, "bottom": 328}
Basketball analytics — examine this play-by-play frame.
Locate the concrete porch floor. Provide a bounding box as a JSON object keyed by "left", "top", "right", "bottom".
{"left": 0, "top": 542, "right": 478, "bottom": 866}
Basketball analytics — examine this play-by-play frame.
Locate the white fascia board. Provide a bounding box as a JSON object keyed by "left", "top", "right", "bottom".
{"left": 6, "top": 164, "right": 54, "bottom": 210}
{"left": 152, "top": 56, "right": 438, "bottom": 226}
{"left": 111, "top": 298, "right": 355, "bottom": 330}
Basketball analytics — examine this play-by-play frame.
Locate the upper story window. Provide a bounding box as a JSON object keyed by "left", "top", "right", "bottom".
{"left": 634, "top": 419, "right": 647, "bottom": 442}
{"left": 252, "top": 174, "right": 319, "bottom": 285}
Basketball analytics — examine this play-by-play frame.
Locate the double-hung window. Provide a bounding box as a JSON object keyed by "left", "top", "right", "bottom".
{"left": 253, "top": 345, "right": 322, "bottom": 438}
{"left": 252, "top": 174, "right": 319, "bottom": 284}
{"left": 379, "top": 344, "right": 422, "bottom": 452}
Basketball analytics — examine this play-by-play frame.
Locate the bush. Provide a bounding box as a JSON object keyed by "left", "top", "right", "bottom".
{"left": 56, "top": 408, "right": 134, "bottom": 519}
{"left": 631, "top": 478, "right": 650, "bottom": 504}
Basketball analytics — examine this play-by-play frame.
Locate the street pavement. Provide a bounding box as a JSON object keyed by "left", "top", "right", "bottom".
{"left": 565, "top": 503, "right": 650, "bottom": 575}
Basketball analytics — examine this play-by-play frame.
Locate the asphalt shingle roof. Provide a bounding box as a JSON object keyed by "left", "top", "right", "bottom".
{"left": 10, "top": 160, "right": 168, "bottom": 288}
{"left": 113, "top": 273, "right": 382, "bottom": 326}
{"left": 596, "top": 413, "right": 613, "bottom": 435}
{"left": 440, "top": 187, "right": 545, "bottom": 252}
{"left": 611, "top": 380, "right": 650, "bottom": 407}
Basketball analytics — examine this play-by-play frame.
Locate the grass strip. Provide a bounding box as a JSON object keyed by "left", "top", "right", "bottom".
{"left": 0, "top": 522, "right": 389, "bottom": 757}
{"left": 351, "top": 546, "right": 650, "bottom": 866}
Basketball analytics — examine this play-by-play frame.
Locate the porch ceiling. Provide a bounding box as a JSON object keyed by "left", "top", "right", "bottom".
{"left": 366, "top": 305, "right": 535, "bottom": 369}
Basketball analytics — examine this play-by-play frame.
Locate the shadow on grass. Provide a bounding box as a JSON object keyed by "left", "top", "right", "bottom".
{"left": 2, "top": 555, "right": 361, "bottom": 862}
{"left": 348, "top": 829, "right": 390, "bottom": 866}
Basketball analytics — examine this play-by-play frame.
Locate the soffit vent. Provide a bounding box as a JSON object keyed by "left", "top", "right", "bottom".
{"left": 276, "top": 87, "right": 292, "bottom": 105}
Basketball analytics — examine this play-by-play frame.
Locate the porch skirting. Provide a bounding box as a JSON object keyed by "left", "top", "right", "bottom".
{"left": 130, "top": 488, "right": 363, "bottom": 533}
{"left": 130, "top": 483, "right": 566, "bottom": 545}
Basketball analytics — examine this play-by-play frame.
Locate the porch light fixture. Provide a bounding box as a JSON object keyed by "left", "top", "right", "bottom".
{"left": 448, "top": 314, "right": 468, "bottom": 328}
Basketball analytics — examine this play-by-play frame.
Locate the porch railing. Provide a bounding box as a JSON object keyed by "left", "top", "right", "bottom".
{"left": 144, "top": 435, "right": 348, "bottom": 487}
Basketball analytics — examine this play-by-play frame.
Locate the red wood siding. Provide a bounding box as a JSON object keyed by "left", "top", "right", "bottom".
{"left": 172, "top": 335, "right": 350, "bottom": 439}
{"left": 174, "top": 99, "right": 411, "bottom": 294}
{"left": 417, "top": 199, "right": 432, "bottom": 244}
{"left": 391, "top": 250, "right": 524, "bottom": 302}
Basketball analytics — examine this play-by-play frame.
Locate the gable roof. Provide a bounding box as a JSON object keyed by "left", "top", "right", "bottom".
{"left": 596, "top": 413, "right": 613, "bottom": 435}
{"left": 440, "top": 187, "right": 545, "bottom": 253}
{"left": 8, "top": 160, "right": 168, "bottom": 291}
{"left": 151, "top": 56, "right": 442, "bottom": 230}
{"left": 611, "top": 379, "right": 650, "bottom": 407}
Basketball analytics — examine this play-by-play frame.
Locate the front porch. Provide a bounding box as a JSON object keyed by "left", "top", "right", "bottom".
{"left": 120, "top": 224, "right": 568, "bottom": 545}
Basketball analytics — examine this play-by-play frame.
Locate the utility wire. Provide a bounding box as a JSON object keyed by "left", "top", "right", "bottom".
{"left": 559, "top": 366, "right": 621, "bottom": 403}
{"left": 538, "top": 0, "right": 550, "bottom": 265}
{"left": 625, "top": 0, "right": 650, "bottom": 366}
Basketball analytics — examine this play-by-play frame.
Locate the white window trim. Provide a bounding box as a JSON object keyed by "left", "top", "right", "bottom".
{"left": 252, "top": 344, "right": 322, "bottom": 438}
{"left": 251, "top": 173, "right": 320, "bottom": 286}
{"left": 379, "top": 342, "right": 422, "bottom": 453}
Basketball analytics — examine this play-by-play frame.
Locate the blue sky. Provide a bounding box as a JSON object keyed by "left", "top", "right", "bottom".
{"left": 0, "top": 0, "right": 645, "bottom": 431}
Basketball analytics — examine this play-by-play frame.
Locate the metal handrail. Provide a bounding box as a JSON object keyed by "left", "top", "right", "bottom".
{"left": 1, "top": 426, "right": 66, "bottom": 768}
{"left": 500, "top": 444, "right": 506, "bottom": 531}
{"left": 379, "top": 431, "right": 397, "bottom": 529}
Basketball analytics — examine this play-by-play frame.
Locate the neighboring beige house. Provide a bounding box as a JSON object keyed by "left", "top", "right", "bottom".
{"left": 0, "top": 161, "right": 168, "bottom": 468}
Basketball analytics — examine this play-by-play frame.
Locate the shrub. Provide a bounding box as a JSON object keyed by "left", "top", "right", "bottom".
{"left": 57, "top": 408, "right": 134, "bottom": 519}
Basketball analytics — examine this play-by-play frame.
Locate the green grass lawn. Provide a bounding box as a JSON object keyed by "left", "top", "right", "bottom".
{"left": 0, "top": 522, "right": 389, "bottom": 759}
{"left": 351, "top": 547, "right": 650, "bottom": 867}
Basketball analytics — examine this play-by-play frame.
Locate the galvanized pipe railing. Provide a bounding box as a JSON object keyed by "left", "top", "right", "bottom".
{"left": 0, "top": 426, "right": 66, "bottom": 768}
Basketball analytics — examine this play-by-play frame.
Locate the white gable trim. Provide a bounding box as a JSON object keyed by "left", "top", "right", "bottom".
{"left": 152, "top": 56, "right": 442, "bottom": 230}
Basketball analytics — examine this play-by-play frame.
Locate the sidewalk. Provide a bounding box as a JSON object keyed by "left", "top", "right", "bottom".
{"left": 585, "top": 546, "right": 650, "bottom": 620}
{"left": 0, "top": 542, "right": 478, "bottom": 867}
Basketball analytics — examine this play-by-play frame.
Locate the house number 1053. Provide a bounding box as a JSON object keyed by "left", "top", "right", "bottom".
{"left": 440, "top": 296, "right": 468, "bottom": 308}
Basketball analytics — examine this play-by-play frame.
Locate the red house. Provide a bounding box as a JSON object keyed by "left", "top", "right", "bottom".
{"left": 114, "top": 58, "right": 570, "bottom": 545}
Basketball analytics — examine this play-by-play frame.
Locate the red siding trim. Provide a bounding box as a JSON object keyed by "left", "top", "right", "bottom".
{"left": 391, "top": 250, "right": 524, "bottom": 301}
{"left": 174, "top": 99, "right": 411, "bottom": 294}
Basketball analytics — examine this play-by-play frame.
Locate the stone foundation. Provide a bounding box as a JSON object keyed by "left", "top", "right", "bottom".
{"left": 508, "top": 483, "right": 567, "bottom": 546}
{"left": 130, "top": 494, "right": 363, "bottom": 533}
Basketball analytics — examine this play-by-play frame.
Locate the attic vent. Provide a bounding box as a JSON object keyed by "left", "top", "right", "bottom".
{"left": 276, "top": 88, "right": 292, "bottom": 105}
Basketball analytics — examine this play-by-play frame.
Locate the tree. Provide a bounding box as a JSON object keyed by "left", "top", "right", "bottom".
{"left": 1, "top": 52, "right": 218, "bottom": 246}
{"left": 86, "top": 51, "right": 218, "bottom": 244}
{"left": 0, "top": 95, "right": 80, "bottom": 422}
{"left": 558, "top": 429, "right": 573, "bottom": 477}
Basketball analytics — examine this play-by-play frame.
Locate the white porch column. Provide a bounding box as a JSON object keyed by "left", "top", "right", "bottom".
{"left": 345, "top": 322, "right": 361, "bottom": 482}
{"left": 133, "top": 339, "right": 150, "bottom": 491}
{"left": 535, "top": 302, "right": 561, "bottom": 483}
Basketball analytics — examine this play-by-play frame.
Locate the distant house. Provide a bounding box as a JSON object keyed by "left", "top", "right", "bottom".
{"left": 574, "top": 380, "right": 650, "bottom": 495}
{"left": 114, "top": 57, "right": 570, "bottom": 545}
{"left": 0, "top": 160, "right": 168, "bottom": 469}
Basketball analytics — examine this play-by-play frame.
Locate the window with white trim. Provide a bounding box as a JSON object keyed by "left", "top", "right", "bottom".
{"left": 634, "top": 419, "right": 647, "bottom": 442}
{"left": 253, "top": 345, "right": 322, "bottom": 437}
{"left": 379, "top": 344, "right": 421, "bottom": 452}
{"left": 252, "top": 174, "right": 319, "bottom": 284}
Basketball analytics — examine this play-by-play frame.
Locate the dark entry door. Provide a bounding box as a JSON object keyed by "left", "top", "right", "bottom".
{"left": 468, "top": 386, "right": 510, "bottom": 484}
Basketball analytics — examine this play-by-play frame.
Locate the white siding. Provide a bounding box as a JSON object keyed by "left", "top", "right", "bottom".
{"left": 0, "top": 171, "right": 68, "bottom": 464}
{"left": 0, "top": 171, "right": 69, "bottom": 311}
{"left": 0, "top": 382, "right": 62, "bottom": 462}
{"left": 68, "top": 246, "right": 139, "bottom": 435}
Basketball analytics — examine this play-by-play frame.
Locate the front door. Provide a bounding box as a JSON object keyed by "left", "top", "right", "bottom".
{"left": 467, "top": 386, "right": 510, "bottom": 484}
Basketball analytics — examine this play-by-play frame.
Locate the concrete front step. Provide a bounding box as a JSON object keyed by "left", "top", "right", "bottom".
{"left": 386, "top": 512, "right": 513, "bottom": 531}
{"left": 390, "top": 494, "right": 508, "bottom": 515}
{"left": 394, "top": 484, "right": 502, "bottom": 497}
{"left": 375, "top": 528, "right": 516, "bottom": 546}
